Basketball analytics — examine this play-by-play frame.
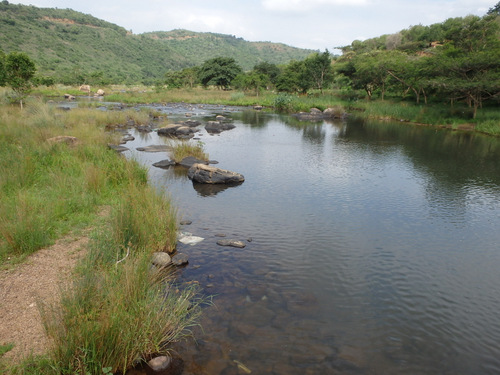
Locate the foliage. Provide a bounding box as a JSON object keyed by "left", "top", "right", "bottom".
{"left": 272, "top": 93, "right": 295, "bottom": 112}
{"left": 198, "top": 57, "right": 242, "bottom": 89}
{"left": 334, "top": 13, "right": 500, "bottom": 118}
{"left": 303, "top": 50, "right": 334, "bottom": 92}
{"left": 3, "top": 52, "right": 36, "bottom": 104}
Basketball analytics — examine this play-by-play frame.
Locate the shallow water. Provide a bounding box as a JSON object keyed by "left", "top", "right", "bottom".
{"left": 122, "top": 105, "right": 500, "bottom": 375}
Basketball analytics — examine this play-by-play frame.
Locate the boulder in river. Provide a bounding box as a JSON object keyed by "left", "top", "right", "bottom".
{"left": 205, "top": 121, "right": 236, "bottom": 134}
{"left": 157, "top": 124, "right": 196, "bottom": 138}
{"left": 188, "top": 163, "right": 245, "bottom": 184}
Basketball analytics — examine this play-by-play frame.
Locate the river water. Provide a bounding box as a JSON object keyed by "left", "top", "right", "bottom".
{"left": 122, "top": 105, "right": 500, "bottom": 375}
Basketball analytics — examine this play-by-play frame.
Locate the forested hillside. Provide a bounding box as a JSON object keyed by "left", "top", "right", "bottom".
{"left": 334, "top": 5, "right": 500, "bottom": 118}
{"left": 0, "top": 2, "right": 313, "bottom": 84}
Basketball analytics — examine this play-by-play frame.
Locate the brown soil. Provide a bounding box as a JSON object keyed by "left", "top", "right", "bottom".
{"left": 0, "top": 235, "right": 89, "bottom": 362}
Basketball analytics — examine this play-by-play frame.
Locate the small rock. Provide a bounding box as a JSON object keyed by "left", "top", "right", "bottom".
{"left": 47, "top": 136, "right": 78, "bottom": 146}
{"left": 152, "top": 159, "right": 175, "bottom": 169}
{"left": 108, "top": 144, "right": 129, "bottom": 152}
{"left": 216, "top": 239, "right": 246, "bottom": 248}
{"left": 148, "top": 356, "right": 171, "bottom": 372}
{"left": 151, "top": 252, "right": 172, "bottom": 267}
{"left": 121, "top": 135, "right": 135, "bottom": 143}
{"left": 215, "top": 233, "right": 226, "bottom": 237}
{"left": 180, "top": 220, "right": 192, "bottom": 225}
{"left": 178, "top": 156, "right": 209, "bottom": 168}
{"left": 172, "top": 253, "right": 189, "bottom": 266}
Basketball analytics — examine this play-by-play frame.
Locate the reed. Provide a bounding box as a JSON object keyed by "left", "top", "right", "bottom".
{"left": 170, "top": 140, "right": 209, "bottom": 163}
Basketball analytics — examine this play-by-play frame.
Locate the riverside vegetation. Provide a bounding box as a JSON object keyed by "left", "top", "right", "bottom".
{"left": 0, "top": 94, "right": 205, "bottom": 375}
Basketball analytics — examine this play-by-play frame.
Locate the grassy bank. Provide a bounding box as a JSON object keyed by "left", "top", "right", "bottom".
{"left": 350, "top": 99, "right": 500, "bottom": 136}
{"left": 0, "top": 95, "right": 203, "bottom": 374}
{"left": 31, "top": 85, "right": 500, "bottom": 136}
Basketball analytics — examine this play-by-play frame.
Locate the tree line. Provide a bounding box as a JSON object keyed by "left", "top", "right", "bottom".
{"left": 334, "top": 7, "right": 500, "bottom": 118}
{"left": 170, "top": 6, "right": 499, "bottom": 119}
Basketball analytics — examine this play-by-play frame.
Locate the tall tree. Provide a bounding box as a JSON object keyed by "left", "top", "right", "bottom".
{"left": 303, "top": 50, "right": 334, "bottom": 92}
{"left": 5, "top": 51, "right": 36, "bottom": 108}
{"left": 198, "top": 57, "right": 242, "bottom": 90}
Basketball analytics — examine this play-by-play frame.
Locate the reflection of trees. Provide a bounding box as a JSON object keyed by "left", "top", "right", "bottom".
{"left": 281, "top": 116, "right": 327, "bottom": 144}
{"left": 231, "top": 110, "right": 273, "bottom": 128}
{"left": 338, "top": 118, "right": 500, "bottom": 218}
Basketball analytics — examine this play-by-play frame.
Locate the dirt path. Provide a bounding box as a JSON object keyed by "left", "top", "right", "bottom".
{"left": 0, "top": 235, "right": 89, "bottom": 362}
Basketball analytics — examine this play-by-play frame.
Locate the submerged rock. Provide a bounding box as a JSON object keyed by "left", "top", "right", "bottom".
{"left": 216, "top": 239, "right": 246, "bottom": 248}
{"left": 136, "top": 145, "right": 172, "bottom": 153}
{"left": 177, "top": 232, "right": 204, "bottom": 246}
{"left": 107, "top": 144, "right": 129, "bottom": 152}
{"left": 188, "top": 164, "right": 245, "bottom": 184}
{"left": 152, "top": 159, "right": 175, "bottom": 169}
{"left": 172, "top": 253, "right": 189, "bottom": 266}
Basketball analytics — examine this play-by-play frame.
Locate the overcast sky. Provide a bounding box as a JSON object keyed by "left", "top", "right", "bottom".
{"left": 10, "top": 0, "right": 494, "bottom": 51}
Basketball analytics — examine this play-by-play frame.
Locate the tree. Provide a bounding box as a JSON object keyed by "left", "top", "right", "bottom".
{"left": 487, "top": 1, "right": 500, "bottom": 15}
{"left": 0, "top": 49, "right": 6, "bottom": 86}
{"left": 198, "top": 57, "right": 242, "bottom": 89}
{"left": 276, "top": 60, "right": 312, "bottom": 93}
{"left": 253, "top": 61, "right": 281, "bottom": 85}
{"left": 5, "top": 52, "right": 36, "bottom": 108}
{"left": 303, "top": 50, "right": 334, "bottom": 92}
{"left": 232, "top": 72, "right": 270, "bottom": 96}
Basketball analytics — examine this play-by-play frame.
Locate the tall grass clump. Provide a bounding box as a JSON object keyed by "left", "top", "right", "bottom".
{"left": 42, "top": 253, "right": 202, "bottom": 375}
{"left": 40, "top": 180, "right": 201, "bottom": 375}
{"left": 171, "top": 140, "right": 209, "bottom": 163}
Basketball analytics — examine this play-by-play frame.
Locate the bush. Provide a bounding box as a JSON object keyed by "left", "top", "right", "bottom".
{"left": 272, "top": 93, "right": 295, "bottom": 112}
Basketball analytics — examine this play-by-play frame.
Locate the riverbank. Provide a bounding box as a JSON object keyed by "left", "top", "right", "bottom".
{"left": 32, "top": 85, "right": 500, "bottom": 137}
{"left": 0, "top": 99, "right": 202, "bottom": 374}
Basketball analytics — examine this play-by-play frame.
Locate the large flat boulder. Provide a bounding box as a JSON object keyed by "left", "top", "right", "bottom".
{"left": 187, "top": 163, "right": 245, "bottom": 184}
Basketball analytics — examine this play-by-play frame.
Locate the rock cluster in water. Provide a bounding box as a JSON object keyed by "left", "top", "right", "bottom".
{"left": 293, "top": 107, "right": 347, "bottom": 121}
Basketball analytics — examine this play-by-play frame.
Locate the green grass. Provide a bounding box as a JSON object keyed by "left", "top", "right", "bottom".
{"left": 0, "top": 99, "right": 204, "bottom": 374}
{"left": 349, "top": 98, "right": 500, "bottom": 136}
{"left": 170, "top": 140, "right": 209, "bottom": 163}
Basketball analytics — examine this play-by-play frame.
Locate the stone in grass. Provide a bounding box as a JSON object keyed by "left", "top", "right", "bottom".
{"left": 216, "top": 239, "right": 246, "bottom": 248}
{"left": 151, "top": 252, "right": 171, "bottom": 267}
{"left": 146, "top": 355, "right": 184, "bottom": 375}
{"left": 172, "top": 253, "right": 189, "bottom": 266}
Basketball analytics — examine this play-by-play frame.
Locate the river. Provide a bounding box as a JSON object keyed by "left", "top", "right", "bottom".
{"left": 122, "top": 104, "right": 500, "bottom": 375}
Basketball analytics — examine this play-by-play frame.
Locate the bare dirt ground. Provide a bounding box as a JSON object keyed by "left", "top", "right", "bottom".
{"left": 0, "top": 235, "right": 89, "bottom": 362}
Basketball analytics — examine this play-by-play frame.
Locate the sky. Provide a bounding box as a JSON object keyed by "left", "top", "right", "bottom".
{"left": 10, "top": 0, "right": 495, "bottom": 51}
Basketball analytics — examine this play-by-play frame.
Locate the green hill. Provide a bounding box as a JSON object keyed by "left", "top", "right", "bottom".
{"left": 0, "top": 2, "right": 314, "bottom": 84}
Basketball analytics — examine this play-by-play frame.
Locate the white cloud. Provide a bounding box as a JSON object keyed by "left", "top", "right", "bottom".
{"left": 262, "top": 0, "right": 369, "bottom": 11}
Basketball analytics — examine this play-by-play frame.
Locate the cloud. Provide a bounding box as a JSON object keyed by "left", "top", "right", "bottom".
{"left": 262, "top": 0, "right": 369, "bottom": 12}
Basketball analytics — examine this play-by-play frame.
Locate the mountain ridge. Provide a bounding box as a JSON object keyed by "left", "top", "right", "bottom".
{"left": 0, "top": 2, "right": 315, "bottom": 84}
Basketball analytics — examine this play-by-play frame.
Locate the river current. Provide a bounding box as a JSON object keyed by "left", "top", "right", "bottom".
{"left": 122, "top": 104, "right": 500, "bottom": 375}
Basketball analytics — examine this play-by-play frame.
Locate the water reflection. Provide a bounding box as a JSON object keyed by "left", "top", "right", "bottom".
{"left": 192, "top": 181, "right": 244, "bottom": 197}
{"left": 124, "top": 108, "right": 500, "bottom": 375}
